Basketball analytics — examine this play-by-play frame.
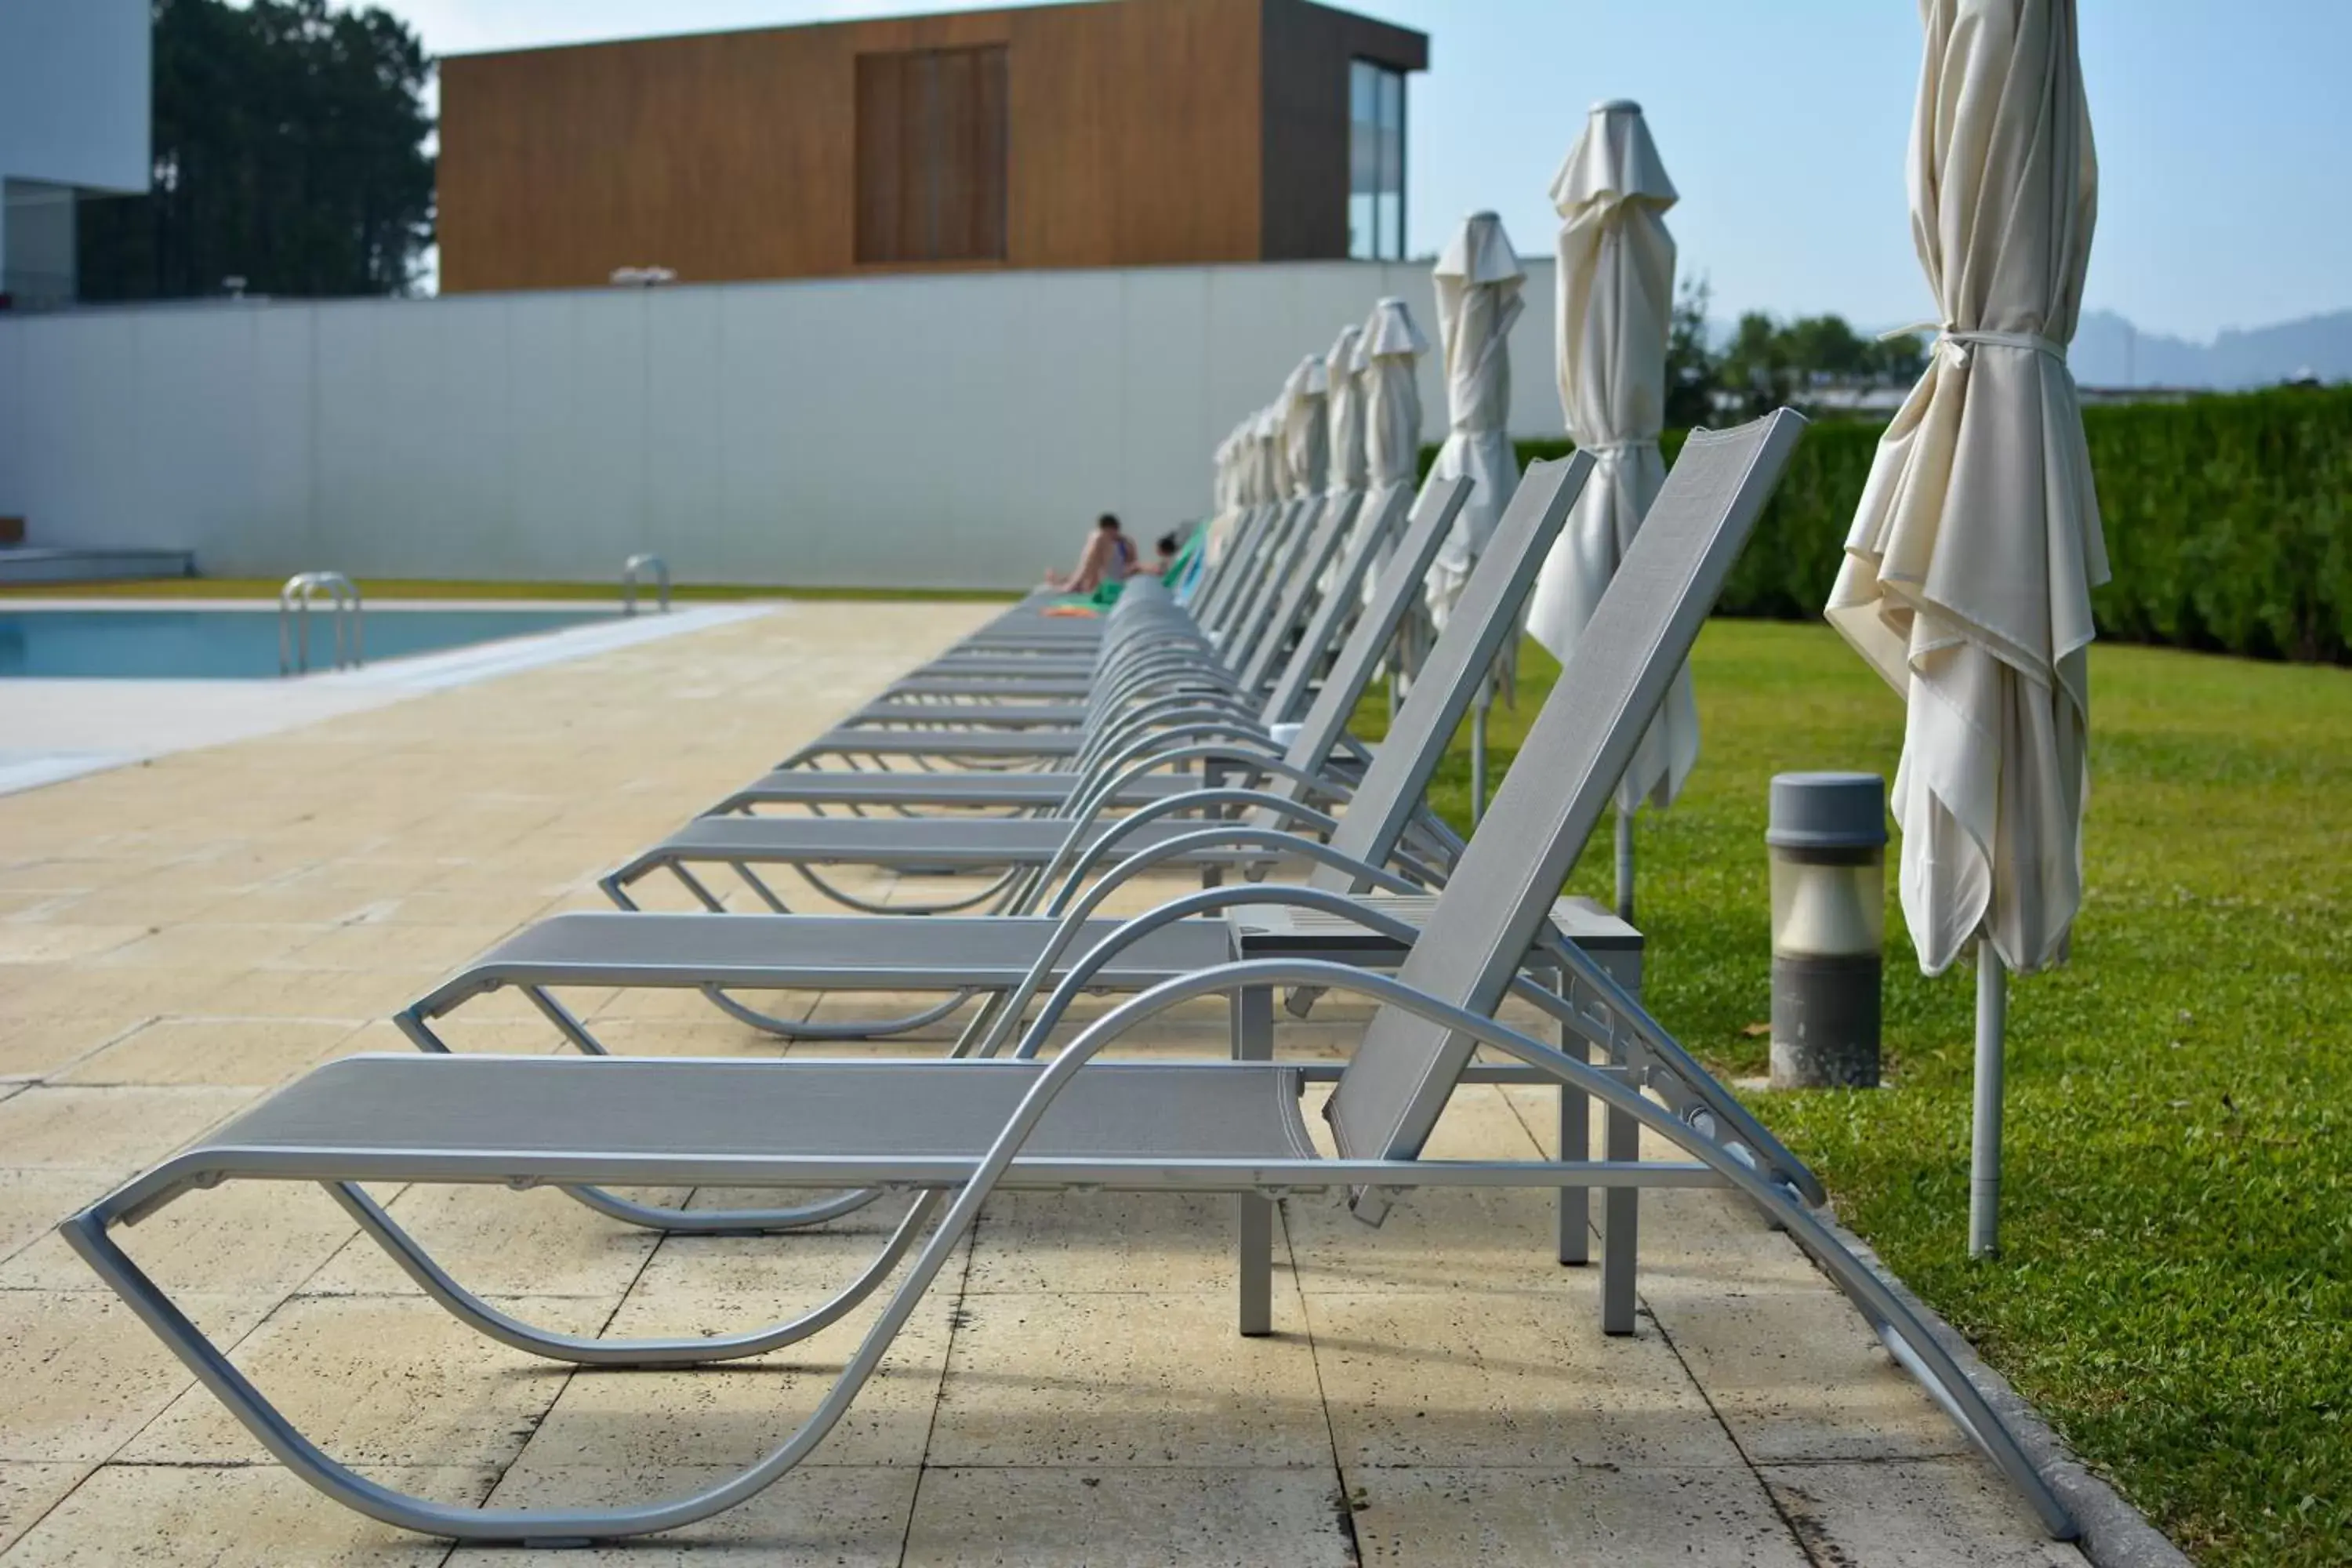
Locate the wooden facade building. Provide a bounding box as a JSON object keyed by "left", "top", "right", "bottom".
{"left": 436, "top": 0, "right": 1427, "bottom": 294}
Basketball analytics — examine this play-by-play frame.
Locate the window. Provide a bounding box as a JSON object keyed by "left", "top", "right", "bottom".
{"left": 1348, "top": 60, "right": 1406, "bottom": 261}
{"left": 855, "top": 45, "right": 1009, "bottom": 265}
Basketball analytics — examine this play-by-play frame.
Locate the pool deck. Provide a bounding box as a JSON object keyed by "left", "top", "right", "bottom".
{"left": 0, "top": 601, "right": 2083, "bottom": 1564}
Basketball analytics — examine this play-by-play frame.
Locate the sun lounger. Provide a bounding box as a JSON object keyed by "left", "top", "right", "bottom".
{"left": 64, "top": 408, "right": 2073, "bottom": 1542}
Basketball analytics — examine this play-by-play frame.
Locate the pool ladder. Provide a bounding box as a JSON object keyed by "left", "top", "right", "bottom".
{"left": 622, "top": 554, "right": 670, "bottom": 616}
{"left": 279, "top": 572, "right": 364, "bottom": 675}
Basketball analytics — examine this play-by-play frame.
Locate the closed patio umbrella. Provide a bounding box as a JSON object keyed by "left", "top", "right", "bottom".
{"left": 1321, "top": 323, "right": 1368, "bottom": 595}
{"left": 1524, "top": 100, "right": 1686, "bottom": 920}
{"left": 1282, "top": 352, "right": 1330, "bottom": 502}
{"left": 1825, "top": 0, "right": 2103, "bottom": 1257}
{"left": 1426, "top": 212, "right": 1526, "bottom": 633}
{"left": 1260, "top": 401, "right": 1293, "bottom": 505}
{"left": 1426, "top": 213, "right": 1529, "bottom": 820}
{"left": 1358, "top": 297, "right": 1431, "bottom": 711}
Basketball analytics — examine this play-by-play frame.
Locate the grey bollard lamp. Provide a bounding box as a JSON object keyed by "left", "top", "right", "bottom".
{"left": 1766, "top": 771, "right": 1887, "bottom": 1089}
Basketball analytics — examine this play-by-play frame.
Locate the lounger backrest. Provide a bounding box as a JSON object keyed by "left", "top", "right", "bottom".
{"left": 1227, "top": 495, "right": 1330, "bottom": 678}
{"left": 1217, "top": 497, "right": 1313, "bottom": 661}
{"left": 1324, "top": 412, "right": 1806, "bottom": 1206}
{"left": 1305, "top": 453, "right": 1592, "bottom": 887}
{"left": 1262, "top": 480, "right": 1435, "bottom": 735}
{"left": 1237, "top": 495, "right": 1361, "bottom": 695}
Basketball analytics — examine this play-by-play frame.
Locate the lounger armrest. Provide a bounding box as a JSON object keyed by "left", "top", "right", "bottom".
{"left": 1071, "top": 721, "right": 1282, "bottom": 782}
{"left": 1062, "top": 745, "right": 1353, "bottom": 818}
{"left": 1038, "top": 789, "right": 1341, "bottom": 906}
{"left": 962, "top": 844, "right": 1422, "bottom": 1061}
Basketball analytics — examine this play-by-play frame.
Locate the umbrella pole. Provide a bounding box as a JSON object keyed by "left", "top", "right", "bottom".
{"left": 1969, "top": 937, "right": 2008, "bottom": 1258}
{"left": 1613, "top": 811, "right": 1635, "bottom": 924}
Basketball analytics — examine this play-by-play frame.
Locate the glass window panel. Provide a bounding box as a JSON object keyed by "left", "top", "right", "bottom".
{"left": 1349, "top": 61, "right": 1406, "bottom": 260}
{"left": 1352, "top": 118, "right": 1381, "bottom": 195}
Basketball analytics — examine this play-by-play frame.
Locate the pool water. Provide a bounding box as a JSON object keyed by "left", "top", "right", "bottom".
{"left": 0, "top": 607, "right": 611, "bottom": 680}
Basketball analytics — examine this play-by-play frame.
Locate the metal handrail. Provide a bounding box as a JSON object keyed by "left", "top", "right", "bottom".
{"left": 278, "top": 572, "right": 363, "bottom": 674}
{"left": 622, "top": 554, "right": 670, "bottom": 615}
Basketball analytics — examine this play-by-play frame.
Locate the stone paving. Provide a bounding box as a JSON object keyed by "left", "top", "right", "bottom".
{"left": 0, "top": 602, "right": 2084, "bottom": 1564}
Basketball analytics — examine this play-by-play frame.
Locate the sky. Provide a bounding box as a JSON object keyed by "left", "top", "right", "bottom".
{"left": 379, "top": 0, "right": 2352, "bottom": 341}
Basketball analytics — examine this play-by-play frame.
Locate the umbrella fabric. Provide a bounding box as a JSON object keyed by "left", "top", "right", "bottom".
{"left": 1826, "top": 0, "right": 2103, "bottom": 977}
{"left": 1358, "top": 298, "right": 1430, "bottom": 609}
{"left": 1282, "top": 353, "right": 1330, "bottom": 499}
{"left": 1320, "top": 324, "right": 1371, "bottom": 594}
{"left": 1425, "top": 212, "right": 1526, "bottom": 631}
{"left": 1525, "top": 100, "right": 1692, "bottom": 811}
{"left": 1207, "top": 419, "right": 1249, "bottom": 564}
{"left": 1325, "top": 324, "right": 1369, "bottom": 496}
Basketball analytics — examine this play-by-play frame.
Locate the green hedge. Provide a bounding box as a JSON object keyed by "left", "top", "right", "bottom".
{"left": 1423, "top": 385, "right": 2352, "bottom": 663}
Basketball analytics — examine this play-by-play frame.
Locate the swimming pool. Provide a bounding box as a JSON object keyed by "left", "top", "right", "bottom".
{"left": 0, "top": 606, "right": 613, "bottom": 680}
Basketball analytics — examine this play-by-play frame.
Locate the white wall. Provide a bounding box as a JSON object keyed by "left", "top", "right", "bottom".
{"left": 0, "top": 0, "right": 151, "bottom": 192}
{"left": 0, "top": 259, "right": 1567, "bottom": 587}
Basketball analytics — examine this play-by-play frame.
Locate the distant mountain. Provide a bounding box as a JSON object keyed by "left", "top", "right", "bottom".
{"left": 1700, "top": 307, "right": 2351, "bottom": 391}
{"left": 2069, "top": 309, "right": 2352, "bottom": 389}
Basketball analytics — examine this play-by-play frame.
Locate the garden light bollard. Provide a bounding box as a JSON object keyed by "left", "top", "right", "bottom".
{"left": 1766, "top": 771, "right": 1887, "bottom": 1089}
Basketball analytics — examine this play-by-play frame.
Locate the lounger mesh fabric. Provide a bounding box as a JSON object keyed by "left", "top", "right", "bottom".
{"left": 474, "top": 912, "right": 1236, "bottom": 990}
{"left": 1298, "top": 454, "right": 1587, "bottom": 873}
{"left": 1328, "top": 418, "right": 1802, "bottom": 1171}
{"left": 190, "top": 1055, "right": 1319, "bottom": 1174}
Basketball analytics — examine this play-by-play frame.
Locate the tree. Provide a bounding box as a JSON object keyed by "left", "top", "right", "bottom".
{"left": 77, "top": 0, "right": 434, "bottom": 301}
{"left": 1719, "top": 310, "right": 1795, "bottom": 416}
{"left": 1663, "top": 274, "right": 1718, "bottom": 429}
{"left": 1713, "top": 310, "right": 1933, "bottom": 416}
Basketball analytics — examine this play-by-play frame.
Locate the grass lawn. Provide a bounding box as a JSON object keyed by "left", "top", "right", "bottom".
{"left": 0, "top": 576, "right": 1019, "bottom": 603}
{"left": 1360, "top": 619, "right": 2350, "bottom": 1568}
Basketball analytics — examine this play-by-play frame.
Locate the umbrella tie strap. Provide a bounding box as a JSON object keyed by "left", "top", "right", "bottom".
{"left": 1940, "top": 328, "right": 2067, "bottom": 367}
{"left": 1577, "top": 438, "right": 1659, "bottom": 463}
{"left": 1885, "top": 321, "right": 2069, "bottom": 368}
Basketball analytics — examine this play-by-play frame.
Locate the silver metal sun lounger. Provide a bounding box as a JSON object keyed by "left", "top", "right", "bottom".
{"left": 64, "top": 409, "right": 2074, "bottom": 1544}
{"left": 593, "top": 466, "right": 1565, "bottom": 915}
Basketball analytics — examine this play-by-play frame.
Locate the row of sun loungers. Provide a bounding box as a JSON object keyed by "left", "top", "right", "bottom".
{"left": 63, "top": 408, "right": 2078, "bottom": 1544}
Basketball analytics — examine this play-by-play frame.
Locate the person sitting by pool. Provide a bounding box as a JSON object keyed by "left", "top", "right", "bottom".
{"left": 1043, "top": 514, "right": 1140, "bottom": 593}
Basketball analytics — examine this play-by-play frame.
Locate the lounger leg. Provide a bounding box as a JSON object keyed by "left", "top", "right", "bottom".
{"left": 732, "top": 862, "right": 793, "bottom": 913}
{"left": 1601, "top": 1047, "right": 1640, "bottom": 1335}
{"left": 1550, "top": 960, "right": 1590, "bottom": 1267}
{"left": 668, "top": 862, "right": 730, "bottom": 913}
{"left": 522, "top": 987, "right": 607, "bottom": 1054}
{"left": 1232, "top": 982, "right": 1274, "bottom": 1337}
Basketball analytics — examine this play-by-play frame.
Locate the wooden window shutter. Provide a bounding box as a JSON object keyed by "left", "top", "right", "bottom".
{"left": 856, "top": 45, "right": 1007, "bottom": 264}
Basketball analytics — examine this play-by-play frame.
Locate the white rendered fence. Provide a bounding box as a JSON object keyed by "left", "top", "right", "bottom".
{"left": 0, "top": 258, "right": 1563, "bottom": 588}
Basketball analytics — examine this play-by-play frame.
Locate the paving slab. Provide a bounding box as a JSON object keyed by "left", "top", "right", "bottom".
{"left": 928, "top": 1289, "right": 1330, "bottom": 1468}
{"left": 2, "top": 1461, "right": 478, "bottom": 1564}
{"left": 1348, "top": 1465, "right": 1808, "bottom": 1566}
{"left": 902, "top": 1466, "right": 1355, "bottom": 1567}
